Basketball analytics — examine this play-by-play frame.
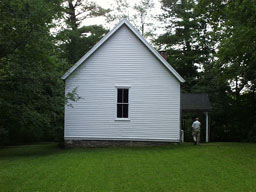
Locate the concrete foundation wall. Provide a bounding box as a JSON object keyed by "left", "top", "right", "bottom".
{"left": 65, "top": 140, "right": 178, "bottom": 148}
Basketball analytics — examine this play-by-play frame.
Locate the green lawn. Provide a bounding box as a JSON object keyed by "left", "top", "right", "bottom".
{"left": 0, "top": 143, "right": 255, "bottom": 192}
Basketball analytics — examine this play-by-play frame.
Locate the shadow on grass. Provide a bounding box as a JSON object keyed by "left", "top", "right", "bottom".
{"left": 0, "top": 142, "right": 202, "bottom": 159}
{"left": 0, "top": 143, "right": 68, "bottom": 159}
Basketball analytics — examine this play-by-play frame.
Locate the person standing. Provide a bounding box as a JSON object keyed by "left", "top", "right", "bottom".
{"left": 192, "top": 118, "right": 201, "bottom": 145}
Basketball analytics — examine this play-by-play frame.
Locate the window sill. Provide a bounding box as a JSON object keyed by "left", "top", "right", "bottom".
{"left": 115, "top": 118, "right": 130, "bottom": 121}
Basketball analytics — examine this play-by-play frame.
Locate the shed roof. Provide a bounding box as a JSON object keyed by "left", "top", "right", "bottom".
{"left": 61, "top": 19, "right": 185, "bottom": 83}
{"left": 181, "top": 93, "right": 212, "bottom": 111}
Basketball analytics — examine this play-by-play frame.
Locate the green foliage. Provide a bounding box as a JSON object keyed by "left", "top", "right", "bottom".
{"left": 59, "top": 0, "right": 109, "bottom": 65}
{"left": 0, "top": 0, "right": 65, "bottom": 145}
{"left": 0, "top": 0, "right": 61, "bottom": 59}
{"left": 198, "top": 0, "right": 256, "bottom": 142}
{"left": 58, "top": 25, "right": 108, "bottom": 65}
{"left": 157, "top": 0, "right": 256, "bottom": 142}
{"left": 156, "top": 0, "right": 213, "bottom": 91}
{"left": 65, "top": 87, "right": 83, "bottom": 107}
{"left": 0, "top": 0, "right": 109, "bottom": 145}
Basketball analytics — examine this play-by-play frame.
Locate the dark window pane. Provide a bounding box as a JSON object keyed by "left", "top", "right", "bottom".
{"left": 123, "top": 104, "right": 128, "bottom": 118}
{"left": 123, "top": 89, "right": 128, "bottom": 103}
{"left": 117, "top": 88, "right": 129, "bottom": 118}
{"left": 117, "top": 89, "right": 123, "bottom": 103}
{"left": 117, "top": 104, "right": 122, "bottom": 118}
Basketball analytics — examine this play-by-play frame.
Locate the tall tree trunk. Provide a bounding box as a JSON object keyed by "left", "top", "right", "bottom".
{"left": 68, "top": 0, "right": 78, "bottom": 31}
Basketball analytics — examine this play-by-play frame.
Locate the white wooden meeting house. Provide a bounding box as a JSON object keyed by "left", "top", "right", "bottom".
{"left": 62, "top": 19, "right": 186, "bottom": 147}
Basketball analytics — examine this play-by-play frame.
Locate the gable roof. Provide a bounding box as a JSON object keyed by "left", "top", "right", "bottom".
{"left": 181, "top": 93, "right": 212, "bottom": 111}
{"left": 61, "top": 19, "right": 185, "bottom": 82}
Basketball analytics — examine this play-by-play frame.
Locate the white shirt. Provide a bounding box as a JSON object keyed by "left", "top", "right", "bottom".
{"left": 192, "top": 120, "right": 201, "bottom": 129}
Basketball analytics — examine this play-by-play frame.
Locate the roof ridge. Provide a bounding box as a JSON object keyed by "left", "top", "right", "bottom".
{"left": 61, "top": 18, "right": 185, "bottom": 83}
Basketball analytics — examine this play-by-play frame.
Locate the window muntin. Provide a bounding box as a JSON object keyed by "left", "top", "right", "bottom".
{"left": 117, "top": 88, "right": 129, "bottom": 118}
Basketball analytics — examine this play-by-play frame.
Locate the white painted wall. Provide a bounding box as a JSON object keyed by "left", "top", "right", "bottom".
{"left": 65, "top": 25, "right": 181, "bottom": 142}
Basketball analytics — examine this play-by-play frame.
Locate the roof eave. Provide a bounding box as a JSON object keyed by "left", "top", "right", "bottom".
{"left": 122, "top": 20, "right": 185, "bottom": 83}
{"left": 61, "top": 19, "right": 185, "bottom": 83}
{"left": 61, "top": 19, "right": 127, "bottom": 80}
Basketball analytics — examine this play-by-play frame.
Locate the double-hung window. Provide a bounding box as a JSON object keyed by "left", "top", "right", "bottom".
{"left": 117, "top": 88, "right": 129, "bottom": 118}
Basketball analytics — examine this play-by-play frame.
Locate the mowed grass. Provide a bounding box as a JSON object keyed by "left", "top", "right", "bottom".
{"left": 0, "top": 143, "right": 256, "bottom": 192}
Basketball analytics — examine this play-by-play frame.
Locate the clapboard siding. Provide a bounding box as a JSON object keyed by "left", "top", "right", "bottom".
{"left": 64, "top": 25, "right": 180, "bottom": 141}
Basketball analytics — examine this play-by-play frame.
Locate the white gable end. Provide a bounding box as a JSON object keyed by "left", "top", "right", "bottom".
{"left": 64, "top": 24, "right": 181, "bottom": 142}
{"left": 62, "top": 19, "right": 184, "bottom": 83}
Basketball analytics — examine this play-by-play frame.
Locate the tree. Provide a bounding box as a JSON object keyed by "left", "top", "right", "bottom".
{"left": 133, "top": 0, "right": 155, "bottom": 37}
{"left": 212, "top": 0, "right": 256, "bottom": 141}
{"left": 156, "top": 0, "right": 216, "bottom": 92}
{"left": 185, "top": 0, "right": 256, "bottom": 141}
{"left": 107, "top": 0, "right": 156, "bottom": 39}
{"left": 0, "top": 0, "right": 65, "bottom": 144}
{"left": 58, "top": 0, "right": 110, "bottom": 66}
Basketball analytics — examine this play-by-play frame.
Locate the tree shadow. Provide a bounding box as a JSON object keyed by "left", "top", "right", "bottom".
{"left": 0, "top": 142, "right": 207, "bottom": 159}
{"left": 0, "top": 143, "right": 69, "bottom": 159}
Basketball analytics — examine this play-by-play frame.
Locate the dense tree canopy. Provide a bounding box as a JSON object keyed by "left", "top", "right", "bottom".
{"left": 156, "top": 0, "right": 256, "bottom": 141}
{"left": 0, "top": 0, "right": 65, "bottom": 144}
{"left": 155, "top": 0, "right": 217, "bottom": 92}
{"left": 58, "top": 0, "right": 109, "bottom": 66}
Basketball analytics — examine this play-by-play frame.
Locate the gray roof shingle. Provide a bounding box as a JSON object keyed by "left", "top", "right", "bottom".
{"left": 181, "top": 93, "right": 212, "bottom": 111}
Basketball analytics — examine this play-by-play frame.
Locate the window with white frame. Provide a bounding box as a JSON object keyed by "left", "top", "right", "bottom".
{"left": 117, "top": 88, "right": 129, "bottom": 118}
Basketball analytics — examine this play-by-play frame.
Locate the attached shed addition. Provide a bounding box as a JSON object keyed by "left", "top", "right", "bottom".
{"left": 181, "top": 93, "right": 212, "bottom": 142}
